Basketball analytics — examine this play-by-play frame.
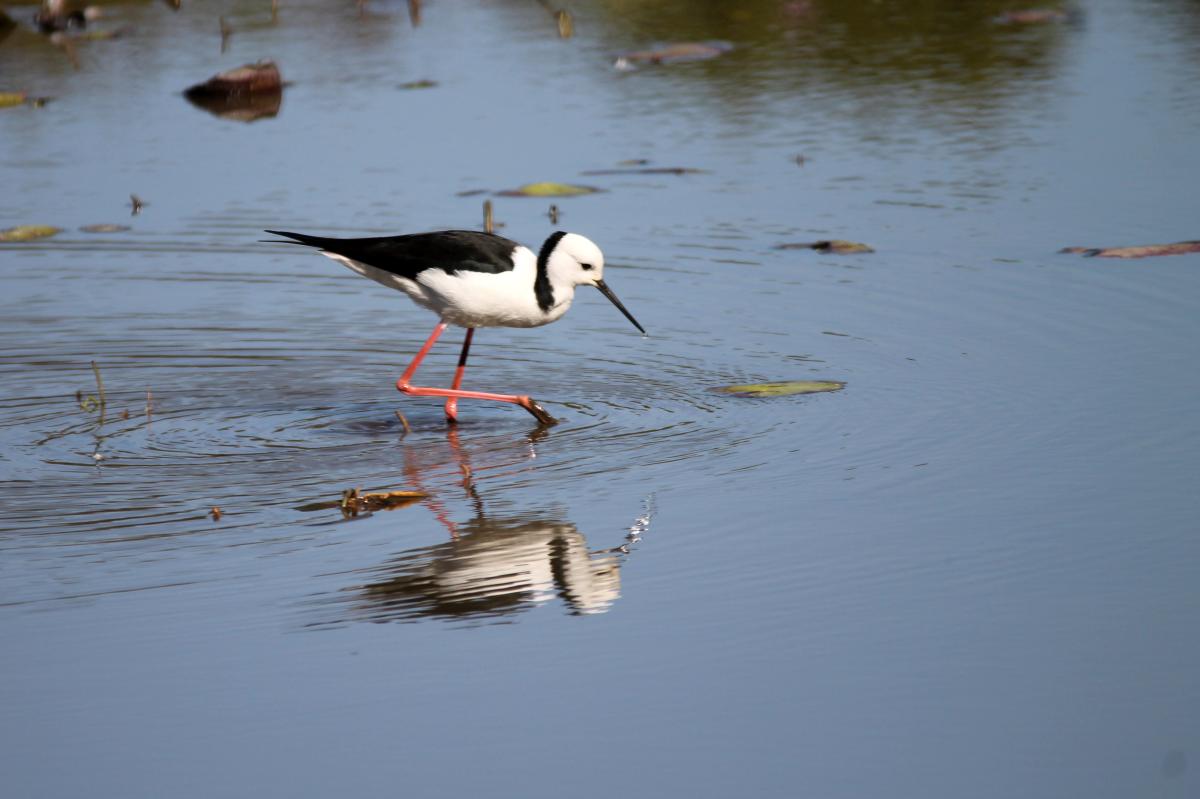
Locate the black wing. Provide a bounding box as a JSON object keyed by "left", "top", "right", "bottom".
{"left": 264, "top": 229, "right": 522, "bottom": 280}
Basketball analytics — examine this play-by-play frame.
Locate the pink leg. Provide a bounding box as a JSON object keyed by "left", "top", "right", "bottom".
{"left": 443, "top": 328, "right": 474, "bottom": 424}
{"left": 396, "top": 322, "right": 557, "bottom": 425}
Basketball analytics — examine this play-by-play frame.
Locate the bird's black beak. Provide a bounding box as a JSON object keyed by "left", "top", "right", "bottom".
{"left": 594, "top": 279, "right": 645, "bottom": 335}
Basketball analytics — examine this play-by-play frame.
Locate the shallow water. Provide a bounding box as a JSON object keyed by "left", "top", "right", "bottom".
{"left": 2, "top": 0, "right": 1199, "bottom": 796}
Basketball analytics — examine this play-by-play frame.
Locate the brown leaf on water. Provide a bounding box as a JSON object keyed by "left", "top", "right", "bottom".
{"left": 580, "top": 167, "right": 706, "bottom": 176}
{"left": 614, "top": 41, "right": 733, "bottom": 69}
{"left": 775, "top": 239, "right": 874, "bottom": 254}
{"left": 1062, "top": 241, "right": 1200, "bottom": 259}
{"left": 995, "top": 9, "right": 1069, "bottom": 24}
{"left": 0, "top": 225, "right": 61, "bottom": 242}
{"left": 296, "top": 487, "right": 427, "bottom": 515}
{"left": 398, "top": 79, "right": 437, "bottom": 90}
{"left": 80, "top": 224, "right": 132, "bottom": 233}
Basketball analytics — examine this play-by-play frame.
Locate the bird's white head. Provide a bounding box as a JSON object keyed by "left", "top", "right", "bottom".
{"left": 543, "top": 232, "right": 606, "bottom": 286}
{"left": 537, "top": 232, "right": 645, "bottom": 334}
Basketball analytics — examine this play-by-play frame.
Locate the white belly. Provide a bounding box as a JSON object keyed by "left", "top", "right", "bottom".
{"left": 324, "top": 253, "right": 572, "bottom": 328}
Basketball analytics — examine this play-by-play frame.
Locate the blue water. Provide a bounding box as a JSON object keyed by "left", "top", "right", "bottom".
{"left": 2, "top": 0, "right": 1198, "bottom": 796}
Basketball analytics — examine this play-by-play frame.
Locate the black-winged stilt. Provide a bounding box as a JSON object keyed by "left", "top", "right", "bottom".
{"left": 264, "top": 229, "right": 644, "bottom": 425}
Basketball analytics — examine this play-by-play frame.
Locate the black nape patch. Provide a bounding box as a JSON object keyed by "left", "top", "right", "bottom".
{"left": 535, "top": 231, "right": 568, "bottom": 312}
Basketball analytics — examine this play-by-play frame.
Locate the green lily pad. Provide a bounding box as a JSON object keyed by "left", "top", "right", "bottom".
{"left": 0, "top": 225, "right": 61, "bottom": 242}
{"left": 715, "top": 380, "right": 845, "bottom": 398}
{"left": 497, "top": 182, "right": 602, "bottom": 198}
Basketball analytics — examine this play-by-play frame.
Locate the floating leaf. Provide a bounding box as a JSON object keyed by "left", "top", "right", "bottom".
{"left": 775, "top": 240, "right": 874, "bottom": 254}
{"left": 715, "top": 380, "right": 845, "bottom": 398}
{"left": 581, "top": 167, "right": 706, "bottom": 176}
{"left": 296, "top": 488, "right": 427, "bottom": 514}
{"left": 398, "top": 79, "right": 438, "bottom": 90}
{"left": 496, "top": 182, "right": 602, "bottom": 198}
{"left": 1061, "top": 241, "right": 1200, "bottom": 259}
{"left": 0, "top": 92, "right": 27, "bottom": 109}
{"left": 0, "top": 225, "right": 61, "bottom": 242}
{"left": 80, "top": 223, "right": 131, "bottom": 233}
{"left": 994, "top": 9, "right": 1068, "bottom": 24}
{"left": 614, "top": 41, "right": 733, "bottom": 70}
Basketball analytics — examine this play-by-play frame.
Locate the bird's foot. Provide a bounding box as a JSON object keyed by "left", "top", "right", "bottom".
{"left": 518, "top": 397, "right": 558, "bottom": 426}
{"left": 444, "top": 397, "right": 459, "bottom": 425}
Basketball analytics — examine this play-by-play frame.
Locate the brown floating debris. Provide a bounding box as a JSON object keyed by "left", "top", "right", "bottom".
{"left": 1060, "top": 241, "right": 1200, "bottom": 259}
{"left": 614, "top": 41, "right": 733, "bottom": 70}
{"left": 994, "top": 9, "right": 1068, "bottom": 24}
{"left": 185, "top": 60, "right": 282, "bottom": 97}
{"left": 555, "top": 9, "right": 573, "bottom": 38}
{"left": 398, "top": 79, "right": 437, "bottom": 89}
{"left": 394, "top": 409, "right": 411, "bottom": 436}
{"left": 581, "top": 167, "right": 706, "bottom": 176}
{"left": 184, "top": 61, "right": 283, "bottom": 122}
{"left": 209, "top": 506, "right": 222, "bottom": 521}
{"left": 775, "top": 239, "right": 875, "bottom": 254}
{"left": 0, "top": 225, "right": 61, "bottom": 242}
{"left": 80, "top": 223, "right": 131, "bottom": 233}
{"left": 296, "top": 487, "right": 428, "bottom": 516}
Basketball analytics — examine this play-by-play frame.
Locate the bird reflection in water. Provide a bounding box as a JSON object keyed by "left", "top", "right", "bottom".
{"left": 316, "top": 427, "right": 653, "bottom": 625}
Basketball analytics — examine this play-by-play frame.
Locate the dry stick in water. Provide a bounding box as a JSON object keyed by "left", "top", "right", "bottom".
{"left": 483, "top": 200, "right": 494, "bottom": 234}
{"left": 146, "top": 388, "right": 153, "bottom": 422}
{"left": 90, "top": 360, "right": 107, "bottom": 412}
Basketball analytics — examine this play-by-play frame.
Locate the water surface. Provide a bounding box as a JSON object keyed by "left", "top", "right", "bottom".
{"left": 2, "top": 1, "right": 1199, "bottom": 796}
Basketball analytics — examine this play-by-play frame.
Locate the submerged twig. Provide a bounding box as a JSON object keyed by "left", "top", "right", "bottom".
{"left": 394, "top": 409, "right": 411, "bottom": 436}
{"left": 483, "top": 199, "right": 494, "bottom": 234}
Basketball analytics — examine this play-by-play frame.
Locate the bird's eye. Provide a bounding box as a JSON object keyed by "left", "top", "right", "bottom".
{"left": 581, "top": 263, "right": 594, "bottom": 271}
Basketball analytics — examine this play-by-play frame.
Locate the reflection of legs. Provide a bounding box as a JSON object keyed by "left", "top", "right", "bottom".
{"left": 396, "top": 322, "right": 558, "bottom": 425}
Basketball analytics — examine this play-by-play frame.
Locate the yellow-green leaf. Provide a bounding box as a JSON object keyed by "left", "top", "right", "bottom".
{"left": 497, "top": 182, "right": 601, "bottom": 197}
{"left": 0, "top": 225, "right": 61, "bottom": 242}
{"left": 0, "top": 92, "right": 27, "bottom": 109}
{"left": 715, "top": 380, "right": 845, "bottom": 398}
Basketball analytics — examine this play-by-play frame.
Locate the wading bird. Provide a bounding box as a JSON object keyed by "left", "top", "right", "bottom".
{"left": 265, "top": 229, "right": 645, "bottom": 425}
